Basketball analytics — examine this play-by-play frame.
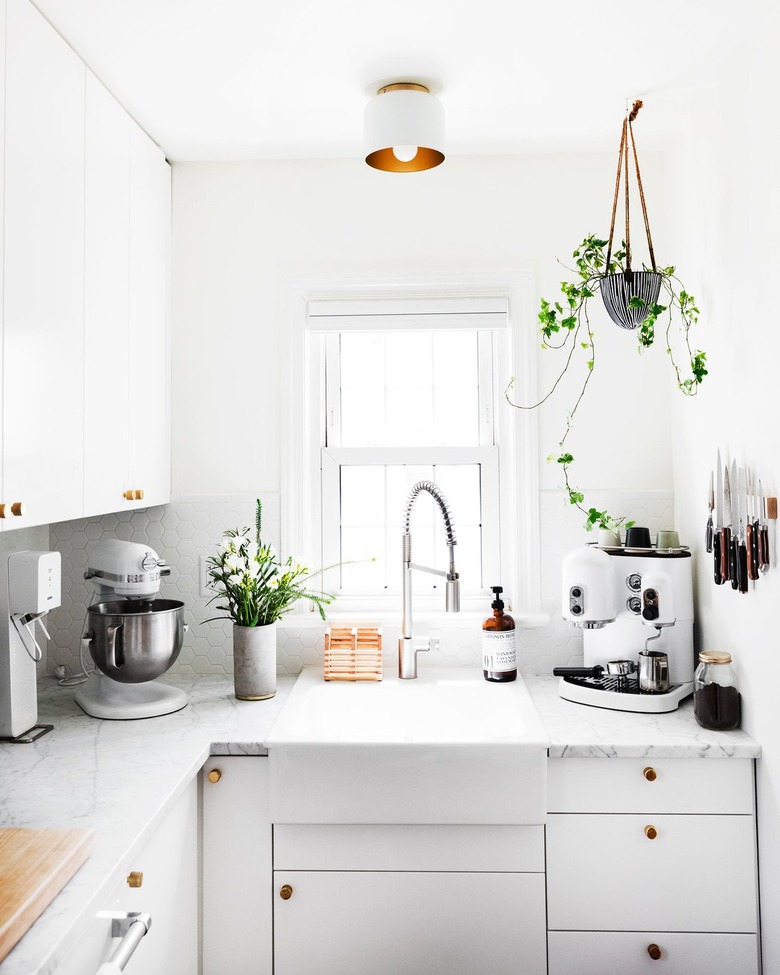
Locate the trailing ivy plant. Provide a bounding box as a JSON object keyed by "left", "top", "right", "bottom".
{"left": 506, "top": 234, "right": 707, "bottom": 533}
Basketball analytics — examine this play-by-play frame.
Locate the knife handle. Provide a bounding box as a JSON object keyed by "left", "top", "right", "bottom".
{"left": 713, "top": 531, "right": 723, "bottom": 585}
{"left": 721, "top": 527, "right": 731, "bottom": 581}
{"left": 712, "top": 532, "right": 723, "bottom": 586}
{"left": 730, "top": 535, "right": 739, "bottom": 589}
{"left": 738, "top": 541, "right": 748, "bottom": 593}
{"left": 746, "top": 524, "right": 757, "bottom": 581}
{"left": 751, "top": 520, "right": 760, "bottom": 577}
{"left": 760, "top": 525, "right": 770, "bottom": 570}
{"left": 706, "top": 515, "right": 713, "bottom": 554}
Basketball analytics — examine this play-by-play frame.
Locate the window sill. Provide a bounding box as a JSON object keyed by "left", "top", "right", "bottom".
{"left": 277, "top": 610, "right": 550, "bottom": 629}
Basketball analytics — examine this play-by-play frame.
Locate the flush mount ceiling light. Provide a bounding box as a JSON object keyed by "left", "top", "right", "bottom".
{"left": 364, "top": 83, "right": 445, "bottom": 173}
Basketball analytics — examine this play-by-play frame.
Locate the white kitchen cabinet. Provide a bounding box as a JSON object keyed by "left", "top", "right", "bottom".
{"left": 83, "top": 71, "right": 131, "bottom": 516}
{"left": 127, "top": 117, "right": 171, "bottom": 510}
{"left": 2, "top": 0, "right": 85, "bottom": 530}
{"left": 83, "top": 72, "right": 171, "bottom": 515}
{"left": 273, "top": 824, "right": 547, "bottom": 975}
{"left": 201, "top": 756, "right": 273, "bottom": 975}
{"left": 0, "top": 0, "right": 170, "bottom": 530}
{"left": 546, "top": 757, "right": 760, "bottom": 975}
{"left": 54, "top": 780, "right": 198, "bottom": 975}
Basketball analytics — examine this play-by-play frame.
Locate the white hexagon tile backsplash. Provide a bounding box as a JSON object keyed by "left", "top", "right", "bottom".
{"left": 47, "top": 490, "right": 674, "bottom": 679}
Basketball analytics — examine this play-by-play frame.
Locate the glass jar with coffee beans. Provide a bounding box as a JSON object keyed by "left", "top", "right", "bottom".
{"left": 693, "top": 650, "right": 741, "bottom": 731}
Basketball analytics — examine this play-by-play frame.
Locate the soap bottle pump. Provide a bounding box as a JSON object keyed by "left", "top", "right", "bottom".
{"left": 482, "top": 586, "right": 517, "bottom": 683}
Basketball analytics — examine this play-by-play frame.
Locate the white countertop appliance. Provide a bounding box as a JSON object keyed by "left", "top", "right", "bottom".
{"left": 0, "top": 550, "right": 61, "bottom": 741}
{"left": 557, "top": 539, "right": 694, "bottom": 712}
{"left": 75, "top": 539, "right": 187, "bottom": 719}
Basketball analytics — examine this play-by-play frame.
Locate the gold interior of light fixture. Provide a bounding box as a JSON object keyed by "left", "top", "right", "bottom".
{"left": 377, "top": 83, "right": 430, "bottom": 95}
{"left": 365, "top": 146, "right": 445, "bottom": 173}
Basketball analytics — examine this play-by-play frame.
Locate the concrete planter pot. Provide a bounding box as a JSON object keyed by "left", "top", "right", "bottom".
{"left": 232, "top": 622, "right": 277, "bottom": 700}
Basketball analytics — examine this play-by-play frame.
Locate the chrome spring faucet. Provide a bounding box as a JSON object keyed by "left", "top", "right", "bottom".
{"left": 398, "top": 480, "right": 460, "bottom": 679}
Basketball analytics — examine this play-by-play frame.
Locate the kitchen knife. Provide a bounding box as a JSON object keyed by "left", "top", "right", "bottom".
{"left": 748, "top": 468, "right": 759, "bottom": 580}
{"left": 721, "top": 462, "right": 733, "bottom": 585}
{"left": 736, "top": 466, "right": 748, "bottom": 593}
{"left": 713, "top": 457, "right": 724, "bottom": 584}
{"left": 759, "top": 478, "right": 770, "bottom": 571}
{"left": 705, "top": 469, "right": 714, "bottom": 553}
{"left": 745, "top": 469, "right": 756, "bottom": 582}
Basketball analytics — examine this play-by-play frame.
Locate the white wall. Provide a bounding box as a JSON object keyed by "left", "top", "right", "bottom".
{"left": 171, "top": 152, "right": 672, "bottom": 504}
{"left": 666, "top": 23, "right": 780, "bottom": 971}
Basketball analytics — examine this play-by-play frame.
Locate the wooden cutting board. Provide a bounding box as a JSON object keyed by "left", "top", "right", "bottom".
{"left": 0, "top": 827, "right": 93, "bottom": 963}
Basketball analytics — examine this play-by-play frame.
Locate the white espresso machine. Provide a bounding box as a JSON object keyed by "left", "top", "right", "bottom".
{"left": 556, "top": 539, "right": 694, "bottom": 712}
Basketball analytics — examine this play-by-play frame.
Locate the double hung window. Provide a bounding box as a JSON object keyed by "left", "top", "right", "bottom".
{"left": 308, "top": 296, "right": 509, "bottom": 612}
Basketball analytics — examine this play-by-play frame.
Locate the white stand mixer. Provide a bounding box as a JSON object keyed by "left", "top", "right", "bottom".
{"left": 74, "top": 539, "right": 188, "bottom": 720}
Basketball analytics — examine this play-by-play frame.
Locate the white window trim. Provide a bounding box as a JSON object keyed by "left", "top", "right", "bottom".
{"left": 280, "top": 272, "right": 547, "bottom": 626}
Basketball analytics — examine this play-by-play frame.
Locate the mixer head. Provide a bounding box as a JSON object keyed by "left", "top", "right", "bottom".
{"left": 84, "top": 539, "right": 170, "bottom": 599}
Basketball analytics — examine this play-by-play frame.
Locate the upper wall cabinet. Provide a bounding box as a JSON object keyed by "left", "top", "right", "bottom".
{"left": 83, "top": 73, "right": 172, "bottom": 516}
{"left": 127, "top": 117, "right": 172, "bottom": 509}
{"left": 3, "top": 0, "right": 85, "bottom": 530}
{"left": 0, "top": 0, "right": 171, "bottom": 530}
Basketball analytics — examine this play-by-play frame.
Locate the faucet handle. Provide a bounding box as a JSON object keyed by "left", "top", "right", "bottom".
{"left": 415, "top": 637, "right": 439, "bottom": 654}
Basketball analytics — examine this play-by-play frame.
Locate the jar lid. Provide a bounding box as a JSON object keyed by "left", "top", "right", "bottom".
{"left": 699, "top": 650, "right": 732, "bottom": 664}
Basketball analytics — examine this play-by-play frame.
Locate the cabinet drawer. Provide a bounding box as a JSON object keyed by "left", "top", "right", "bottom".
{"left": 548, "top": 758, "right": 753, "bottom": 813}
{"left": 274, "top": 824, "right": 544, "bottom": 872}
{"left": 547, "top": 814, "right": 757, "bottom": 932}
{"left": 274, "top": 871, "right": 547, "bottom": 975}
{"left": 548, "top": 930, "right": 760, "bottom": 975}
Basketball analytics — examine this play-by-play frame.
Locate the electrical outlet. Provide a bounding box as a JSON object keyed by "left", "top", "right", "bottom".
{"left": 199, "top": 556, "right": 212, "bottom": 598}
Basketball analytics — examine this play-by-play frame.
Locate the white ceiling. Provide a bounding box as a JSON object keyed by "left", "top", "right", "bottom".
{"left": 31, "top": 0, "right": 764, "bottom": 162}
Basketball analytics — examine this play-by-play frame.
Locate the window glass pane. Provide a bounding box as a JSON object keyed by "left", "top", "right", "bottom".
{"left": 339, "top": 464, "right": 482, "bottom": 591}
{"left": 338, "top": 330, "right": 481, "bottom": 448}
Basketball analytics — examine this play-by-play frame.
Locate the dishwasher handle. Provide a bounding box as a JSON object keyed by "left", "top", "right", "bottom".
{"left": 94, "top": 912, "right": 152, "bottom": 974}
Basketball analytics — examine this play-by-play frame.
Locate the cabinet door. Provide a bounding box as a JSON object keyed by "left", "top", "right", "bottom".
{"left": 274, "top": 870, "right": 547, "bottom": 975}
{"left": 84, "top": 71, "right": 131, "bottom": 515}
{"left": 202, "top": 757, "right": 272, "bottom": 975}
{"left": 3, "top": 0, "right": 85, "bottom": 529}
{"left": 127, "top": 120, "right": 171, "bottom": 508}
{"left": 0, "top": 0, "right": 5, "bottom": 530}
{"left": 547, "top": 813, "right": 758, "bottom": 933}
{"left": 54, "top": 781, "right": 198, "bottom": 975}
{"left": 124, "top": 782, "right": 198, "bottom": 975}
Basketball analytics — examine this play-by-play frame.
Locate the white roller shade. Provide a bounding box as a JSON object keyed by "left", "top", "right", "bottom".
{"left": 307, "top": 296, "right": 508, "bottom": 332}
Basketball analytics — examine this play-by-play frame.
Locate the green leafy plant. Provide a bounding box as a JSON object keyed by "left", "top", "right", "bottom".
{"left": 507, "top": 234, "right": 707, "bottom": 532}
{"left": 205, "top": 499, "right": 335, "bottom": 625}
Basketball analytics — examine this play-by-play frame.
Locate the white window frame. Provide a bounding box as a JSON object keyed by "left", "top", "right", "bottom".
{"left": 281, "top": 272, "right": 545, "bottom": 625}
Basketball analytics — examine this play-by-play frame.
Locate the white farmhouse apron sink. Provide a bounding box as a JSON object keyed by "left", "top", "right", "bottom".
{"left": 265, "top": 666, "right": 549, "bottom": 824}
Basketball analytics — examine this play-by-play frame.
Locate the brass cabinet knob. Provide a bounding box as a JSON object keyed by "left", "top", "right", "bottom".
{"left": 207, "top": 769, "right": 222, "bottom": 783}
{"left": 0, "top": 504, "right": 6, "bottom": 519}
{"left": 279, "top": 884, "right": 293, "bottom": 900}
{"left": 127, "top": 871, "right": 144, "bottom": 888}
{"left": 647, "top": 943, "right": 662, "bottom": 960}
{"left": 123, "top": 489, "right": 145, "bottom": 501}
{"left": 10, "top": 502, "right": 25, "bottom": 517}
{"left": 644, "top": 824, "right": 658, "bottom": 840}
{"left": 643, "top": 766, "right": 657, "bottom": 782}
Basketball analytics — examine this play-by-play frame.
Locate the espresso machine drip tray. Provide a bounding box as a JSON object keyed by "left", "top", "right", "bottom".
{"left": 558, "top": 675, "right": 692, "bottom": 713}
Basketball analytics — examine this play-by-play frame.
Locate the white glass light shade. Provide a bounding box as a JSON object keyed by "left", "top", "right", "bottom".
{"left": 364, "top": 83, "right": 445, "bottom": 173}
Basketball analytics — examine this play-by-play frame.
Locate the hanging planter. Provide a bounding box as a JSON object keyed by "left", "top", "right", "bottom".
{"left": 506, "top": 100, "right": 708, "bottom": 533}
{"left": 600, "top": 269, "right": 662, "bottom": 330}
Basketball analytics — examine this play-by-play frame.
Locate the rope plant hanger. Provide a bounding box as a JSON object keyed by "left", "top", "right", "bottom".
{"left": 601, "top": 99, "right": 662, "bottom": 330}
{"left": 505, "top": 100, "right": 708, "bottom": 533}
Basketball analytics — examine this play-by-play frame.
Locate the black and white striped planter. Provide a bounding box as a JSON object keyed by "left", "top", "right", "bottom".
{"left": 599, "top": 270, "right": 663, "bottom": 330}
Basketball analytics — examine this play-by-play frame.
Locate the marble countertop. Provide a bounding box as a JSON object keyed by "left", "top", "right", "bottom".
{"left": 0, "top": 671, "right": 760, "bottom": 975}
{"left": 526, "top": 676, "right": 760, "bottom": 759}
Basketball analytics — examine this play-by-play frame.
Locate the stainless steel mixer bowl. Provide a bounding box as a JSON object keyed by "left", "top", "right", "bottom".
{"left": 87, "top": 599, "right": 185, "bottom": 684}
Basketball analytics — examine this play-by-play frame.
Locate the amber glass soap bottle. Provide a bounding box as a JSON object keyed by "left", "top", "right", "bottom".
{"left": 482, "top": 586, "right": 517, "bottom": 683}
